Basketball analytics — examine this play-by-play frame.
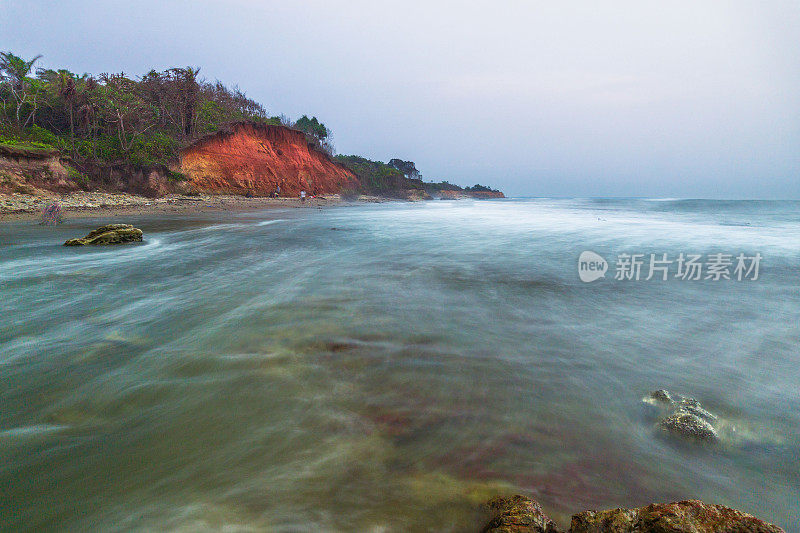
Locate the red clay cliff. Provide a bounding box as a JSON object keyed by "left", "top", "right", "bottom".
{"left": 178, "top": 122, "right": 358, "bottom": 196}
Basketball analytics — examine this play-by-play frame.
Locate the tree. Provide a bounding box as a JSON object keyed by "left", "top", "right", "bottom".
{"left": 0, "top": 51, "right": 42, "bottom": 127}
{"left": 37, "top": 68, "right": 83, "bottom": 152}
{"left": 387, "top": 159, "right": 420, "bottom": 179}
{"left": 293, "top": 115, "right": 329, "bottom": 141}
{"left": 98, "top": 73, "right": 157, "bottom": 154}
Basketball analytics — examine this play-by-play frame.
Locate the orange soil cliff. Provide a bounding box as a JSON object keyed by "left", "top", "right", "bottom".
{"left": 178, "top": 122, "right": 358, "bottom": 196}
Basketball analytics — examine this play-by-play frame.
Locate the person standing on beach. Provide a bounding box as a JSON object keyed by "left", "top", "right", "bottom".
{"left": 300, "top": 190, "right": 306, "bottom": 202}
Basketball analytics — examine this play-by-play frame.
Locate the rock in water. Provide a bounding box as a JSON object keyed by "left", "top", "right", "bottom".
{"left": 479, "top": 496, "right": 785, "bottom": 533}
{"left": 645, "top": 390, "right": 721, "bottom": 443}
{"left": 64, "top": 224, "right": 143, "bottom": 246}
{"left": 482, "top": 495, "right": 561, "bottom": 533}
{"left": 569, "top": 499, "right": 784, "bottom": 533}
{"left": 675, "top": 397, "right": 717, "bottom": 422}
{"left": 649, "top": 389, "right": 673, "bottom": 404}
{"left": 660, "top": 411, "right": 718, "bottom": 441}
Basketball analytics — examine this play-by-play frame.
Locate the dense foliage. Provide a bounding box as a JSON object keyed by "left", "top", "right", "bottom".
{"left": 337, "top": 154, "right": 500, "bottom": 197}
{"left": 1, "top": 51, "right": 501, "bottom": 196}
{"left": 464, "top": 184, "right": 501, "bottom": 193}
{"left": 335, "top": 155, "right": 424, "bottom": 195}
{"left": 387, "top": 158, "right": 420, "bottom": 179}
{"left": 0, "top": 51, "right": 334, "bottom": 167}
{"left": 422, "top": 180, "right": 464, "bottom": 192}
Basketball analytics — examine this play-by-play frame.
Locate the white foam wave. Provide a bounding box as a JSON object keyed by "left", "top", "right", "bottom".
{"left": 0, "top": 424, "right": 67, "bottom": 438}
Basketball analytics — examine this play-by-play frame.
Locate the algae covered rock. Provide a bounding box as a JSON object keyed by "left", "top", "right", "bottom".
{"left": 644, "top": 390, "right": 720, "bottom": 443}
{"left": 64, "top": 224, "right": 143, "bottom": 246}
{"left": 479, "top": 496, "right": 785, "bottom": 533}
{"left": 482, "top": 495, "right": 561, "bottom": 533}
{"left": 649, "top": 389, "right": 672, "bottom": 404}
{"left": 569, "top": 499, "right": 784, "bottom": 533}
{"left": 659, "top": 411, "right": 718, "bottom": 442}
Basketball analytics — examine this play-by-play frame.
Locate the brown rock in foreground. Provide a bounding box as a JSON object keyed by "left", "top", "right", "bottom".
{"left": 482, "top": 495, "right": 561, "bottom": 533}
{"left": 64, "top": 224, "right": 143, "bottom": 246}
{"left": 570, "top": 499, "right": 784, "bottom": 532}
{"left": 480, "top": 496, "right": 784, "bottom": 533}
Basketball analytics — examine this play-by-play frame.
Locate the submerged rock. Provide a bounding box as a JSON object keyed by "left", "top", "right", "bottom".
{"left": 480, "top": 496, "right": 785, "bottom": 533}
{"left": 649, "top": 389, "right": 672, "bottom": 404}
{"left": 659, "top": 411, "right": 718, "bottom": 442}
{"left": 675, "top": 397, "right": 717, "bottom": 423}
{"left": 569, "top": 499, "right": 784, "bottom": 533}
{"left": 64, "top": 224, "right": 143, "bottom": 246}
{"left": 644, "top": 390, "right": 720, "bottom": 443}
{"left": 482, "top": 495, "right": 561, "bottom": 533}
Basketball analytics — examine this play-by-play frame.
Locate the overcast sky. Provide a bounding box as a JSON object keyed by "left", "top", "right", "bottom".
{"left": 3, "top": 1, "right": 799, "bottom": 197}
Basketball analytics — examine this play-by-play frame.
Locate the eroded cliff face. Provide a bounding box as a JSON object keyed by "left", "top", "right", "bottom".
{"left": 178, "top": 123, "right": 357, "bottom": 196}
{"left": 0, "top": 145, "right": 187, "bottom": 198}
{"left": 0, "top": 144, "right": 76, "bottom": 194}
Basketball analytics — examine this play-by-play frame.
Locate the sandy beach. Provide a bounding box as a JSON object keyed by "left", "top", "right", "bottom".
{"left": 0, "top": 192, "right": 388, "bottom": 223}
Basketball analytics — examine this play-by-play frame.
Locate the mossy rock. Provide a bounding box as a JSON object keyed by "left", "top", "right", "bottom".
{"left": 482, "top": 495, "right": 561, "bottom": 533}
{"left": 64, "top": 224, "right": 143, "bottom": 246}
{"left": 659, "top": 411, "right": 718, "bottom": 442}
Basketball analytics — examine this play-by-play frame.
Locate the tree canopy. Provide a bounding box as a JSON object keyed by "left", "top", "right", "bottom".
{"left": 0, "top": 52, "right": 279, "bottom": 165}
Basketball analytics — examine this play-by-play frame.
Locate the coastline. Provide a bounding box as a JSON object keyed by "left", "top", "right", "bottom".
{"left": 0, "top": 192, "right": 394, "bottom": 223}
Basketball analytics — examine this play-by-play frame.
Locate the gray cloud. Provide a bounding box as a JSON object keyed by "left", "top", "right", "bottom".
{"left": 3, "top": 0, "right": 798, "bottom": 197}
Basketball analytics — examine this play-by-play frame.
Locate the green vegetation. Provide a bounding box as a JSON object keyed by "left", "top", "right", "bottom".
{"left": 0, "top": 51, "right": 327, "bottom": 168}
{"left": 166, "top": 170, "right": 188, "bottom": 182}
{"left": 336, "top": 155, "right": 425, "bottom": 196}
{"left": 421, "top": 180, "right": 462, "bottom": 192}
{"left": 336, "top": 154, "right": 502, "bottom": 197}
{"left": 65, "top": 164, "right": 89, "bottom": 186}
{"left": 464, "top": 184, "right": 500, "bottom": 193}
{"left": 387, "top": 159, "right": 420, "bottom": 179}
{"left": 1, "top": 50, "right": 500, "bottom": 196}
{"left": 293, "top": 115, "right": 329, "bottom": 143}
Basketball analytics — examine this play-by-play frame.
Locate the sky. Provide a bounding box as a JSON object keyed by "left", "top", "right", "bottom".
{"left": 2, "top": 1, "right": 799, "bottom": 198}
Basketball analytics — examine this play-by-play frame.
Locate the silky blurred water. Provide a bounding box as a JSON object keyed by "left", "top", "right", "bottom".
{"left": 1, "top": 199, "right": 799, "bottom": 532}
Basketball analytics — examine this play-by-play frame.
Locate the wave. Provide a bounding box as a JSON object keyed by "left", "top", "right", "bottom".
{"left": 0, "top": 238, "right": 173, "bottom": 282}
{"left": 0, "top": 424, "right": 67, "bottom": 439}
{"left": 193, "top": 219, "right": 286, "bottom": 231}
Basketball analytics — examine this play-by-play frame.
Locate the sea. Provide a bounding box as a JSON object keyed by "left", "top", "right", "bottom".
{"left": 1, "top": 198, "right": 798, "bottom": 531}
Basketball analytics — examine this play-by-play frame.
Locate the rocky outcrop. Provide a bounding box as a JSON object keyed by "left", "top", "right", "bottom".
{"left": 178, "top": 122, "right": 358, "bottom": 196}
{"left": 64, "top": 224, "right": 143, "bottom": 246}
{"left": 480, "top": 496, "right": 784, "bottom": 533}
{"left": 569, "top": 499, "right": 784, "bottom": 533}
{"left": 644, "top": 390, "right": 719, "bottom": 442}
{"left": 659, "top": 411, "right": 717, "bottom": 441}
{"left": 482, "top": 495, "right": 560, "bottom": 533}
{"left": 438, "top": 189, "right": 506, "bottom": 200}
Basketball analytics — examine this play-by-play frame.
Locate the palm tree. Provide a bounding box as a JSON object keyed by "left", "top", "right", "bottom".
{"left": 166, "top": 66, "right": 201, "bottom": 137}
{"left": 57, "top": 70, "right": 78, "bottom": 152}
{"left": 0, "top": 51, "right": 42, "bottom": 127}
{"left": 77, "top": 77, "right": 100, "bottom": 159}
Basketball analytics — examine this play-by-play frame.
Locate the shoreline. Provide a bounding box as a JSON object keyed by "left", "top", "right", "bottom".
{"left": 0, "top": 192, "right": 394, "bottom": 223}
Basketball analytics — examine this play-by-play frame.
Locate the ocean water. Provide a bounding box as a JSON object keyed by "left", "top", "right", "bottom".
{"left": 1, "top": 198, "right": 799, "bottom": 532}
